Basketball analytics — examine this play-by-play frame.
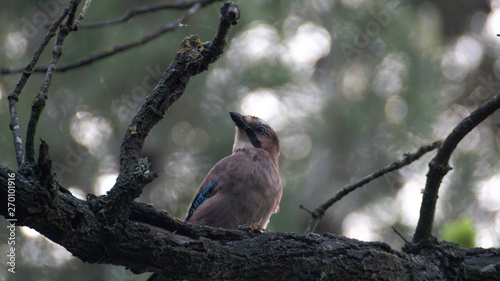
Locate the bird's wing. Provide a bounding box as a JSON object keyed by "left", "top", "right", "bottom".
{"left": 184, "top": 155, "right": 232, "bottom": 222}
{"left": 184, "top": 178, "right": 220, "bottom": 222}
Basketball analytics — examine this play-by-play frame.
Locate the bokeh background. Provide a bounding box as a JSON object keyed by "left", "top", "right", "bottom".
{"left": 1, "top": 0, "right": 500, "bottom": 280}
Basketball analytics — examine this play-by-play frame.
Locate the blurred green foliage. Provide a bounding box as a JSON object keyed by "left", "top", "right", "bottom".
{"left": 440, "top": 216, "right": 476, "bottom": 248}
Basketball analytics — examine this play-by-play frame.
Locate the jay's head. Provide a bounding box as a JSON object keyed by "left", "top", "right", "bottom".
{"left": 230, "top": 111, "right": 280, "bottom": 158}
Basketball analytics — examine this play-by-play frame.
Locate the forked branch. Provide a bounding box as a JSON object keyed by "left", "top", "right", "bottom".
{"left": 413, "top": 91, "right": 500, "bottom": 244}
{"left": 304, "top": 140, "right": 443, "bottom": 234}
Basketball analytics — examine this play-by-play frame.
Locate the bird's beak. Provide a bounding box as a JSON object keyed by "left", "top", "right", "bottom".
{"left": 229, "top": 112, "right": 261, "bottom": 148}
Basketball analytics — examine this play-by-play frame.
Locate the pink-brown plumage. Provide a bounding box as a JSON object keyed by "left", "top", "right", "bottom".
{"left": 185, "top": 112, "right": 282, "bottom": 229}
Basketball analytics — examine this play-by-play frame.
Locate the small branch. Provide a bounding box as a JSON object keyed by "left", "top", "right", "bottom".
{"left": 100, "top": 2, "right": 240, "bottom": 219}
{"left": 73, "top": 0, "right": 93, "bottom": 29}
{"left": 1, "top": 1, "right": 207, "bottom": 74}
{"left": 392, "top": 226, "right": 410, "bottom": 245}
{"left": 413, "top": 91, "right": 500, "bottom": 244}
{"left": 304, "top": 140, "right": 443, "bottom": 234}
{"left": 24, "top": 0, "right": 82, "bottom": 168}
{"left": 79, "top": 0, "right": 219, "bottom": 28}
{"left": 35, "top": 139, "right": 53, "bottom": 188}
{"left": 6, "top": 4, "right": 72, "bottom": 168}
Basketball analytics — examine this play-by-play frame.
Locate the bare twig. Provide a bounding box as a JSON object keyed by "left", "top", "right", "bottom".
{"left": 392, "top": 226, "right": 410, "bottom": 244}
{"left": 79, "top": 0, "right": 220, "bottom": 28}
{"left": 304, "top": 140, "right": 443, "bottom": 234}
{"left": 74, "top": 0, "right": 93, "bottom": 29}
{"left": 413, "top": 91, "right": 500, "bottom": 244}
{"left": 24, "top": 0, "right": 82, "bottom": 167}
{"left": 6, "top": 3, "right": 72, "bottom": 168}
{"left": 1, "top": 1, "right": 213, "bottom": 74}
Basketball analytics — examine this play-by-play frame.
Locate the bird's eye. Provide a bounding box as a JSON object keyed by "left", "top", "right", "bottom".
{"left": 256, "top": 127, "right": 266, "bottom": 135}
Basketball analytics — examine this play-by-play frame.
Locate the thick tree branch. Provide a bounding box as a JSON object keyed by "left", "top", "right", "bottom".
{"left": 1, "top": 165, "right": 499, "bottom": 280}
{"left": 304, "top": 140, "right": 443, "bottom": 234}
{"left": 413, "top": 91, "right": 500, "bottom": 244}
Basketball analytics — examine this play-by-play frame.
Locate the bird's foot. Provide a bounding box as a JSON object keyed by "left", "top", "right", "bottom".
{"left": 238, "top": 222, "right": 264, "bottom": 233}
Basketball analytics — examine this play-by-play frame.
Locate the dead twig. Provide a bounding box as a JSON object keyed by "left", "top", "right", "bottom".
{"left": 6, "top": 1, "right": 73, "bottom": 168}
{"left": 23, "top": 0, "right": 82, "bottom": 172}
{"left": 1, "top": 1, "right": 215, "bottom": 74}
{"left": 79, "top": 0, "right": 220, "bottom": 28}
{"left": 304, "top": 140, "right": 443, "bottom": 234}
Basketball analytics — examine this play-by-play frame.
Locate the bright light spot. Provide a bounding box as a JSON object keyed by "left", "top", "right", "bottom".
{"left": 281, "top": 83, "right": 325, "bottom": 123}
{"left": 0, "top": 83, "right": 3, "bottom": 102}
{"left": 94, "top": 173, "right": 118, "bottom": 195}
{"left": 68, "top": 187, "right": 86, "bottom": 200}
{"left": 441, "top": 51, "right": 469, "bottom": 82}
{"left": 46, "top": 243, "right": 74, "bottom": 266}
{"left": 283, "top": 22, "right": 331, "bottom": 71}
{"left": 21, "top": 226, "right": 41, "bottom": 238}
{"left": 280, "top": 134, "right": 312, "bottom": 161}
{"left": 373, "top": 69, "right": 402, "bottom": 98}
{"left": 475, "top": 174, "right": 500, "bottom": 211}
{"left": 70, "top": 111, "right": 112, "bottom": 156}
{"left": 21, "top": 234, "right": 73, "bottom": 267}
{"left": 475, "top": 223, "right": 498, "bottom": 248}
{"left": 342, "top": 212, "right": 381, "bottom": 241}
{"left": 373, "top": 53, "right": 408, "bottom": 98}
{"left": 482, "top": 7, "right": 500, "bottom": 44}
{"left": 385, "top": 95, "right": 408, "bottom": 123}
{"left": 455, "top": 36, "right": 483, "bottom": 71}
{"left": 4, "top": 32, "right": 27, "bottom": 59}
{"left": 396, "top": 180, "right": 423, "bottom": 227}
{"left": 341, "top": 64, "right": 367, "bottom": 101}
{"left": 241, "top": 89, "right": 283, "bottom": 124}
{"left": 227, "top": 22, "right": 281, "bottom": 66}
{"left": 342, "top": 197, "right": 397, "bottom": 242}
{"left": 475, "top": 210, "right": 500, "bottom": 248}
{"left": 205, "top": 68, "right": 233, "bottom": 93}
{"left": 242, "top": 24, "right": 279, "bottom": 58}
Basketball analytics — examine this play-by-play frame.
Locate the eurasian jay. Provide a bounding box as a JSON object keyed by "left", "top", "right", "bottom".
{"left": 185, "top": 111, "right": 282, "bottom": 229}
{"left": 147, "top": 112, "right": 281, "bottom": 280}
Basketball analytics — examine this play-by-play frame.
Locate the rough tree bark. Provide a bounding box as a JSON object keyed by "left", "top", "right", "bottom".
{"left": 1, "top": 2, "right": 500, "bottom": 281}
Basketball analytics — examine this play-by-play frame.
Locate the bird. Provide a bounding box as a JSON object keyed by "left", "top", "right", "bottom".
{"left": 185, "top": 111, "right": 282, "bottom": 229}
{"left": 147, "top": 111, "right": 282, "bottom": 280}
